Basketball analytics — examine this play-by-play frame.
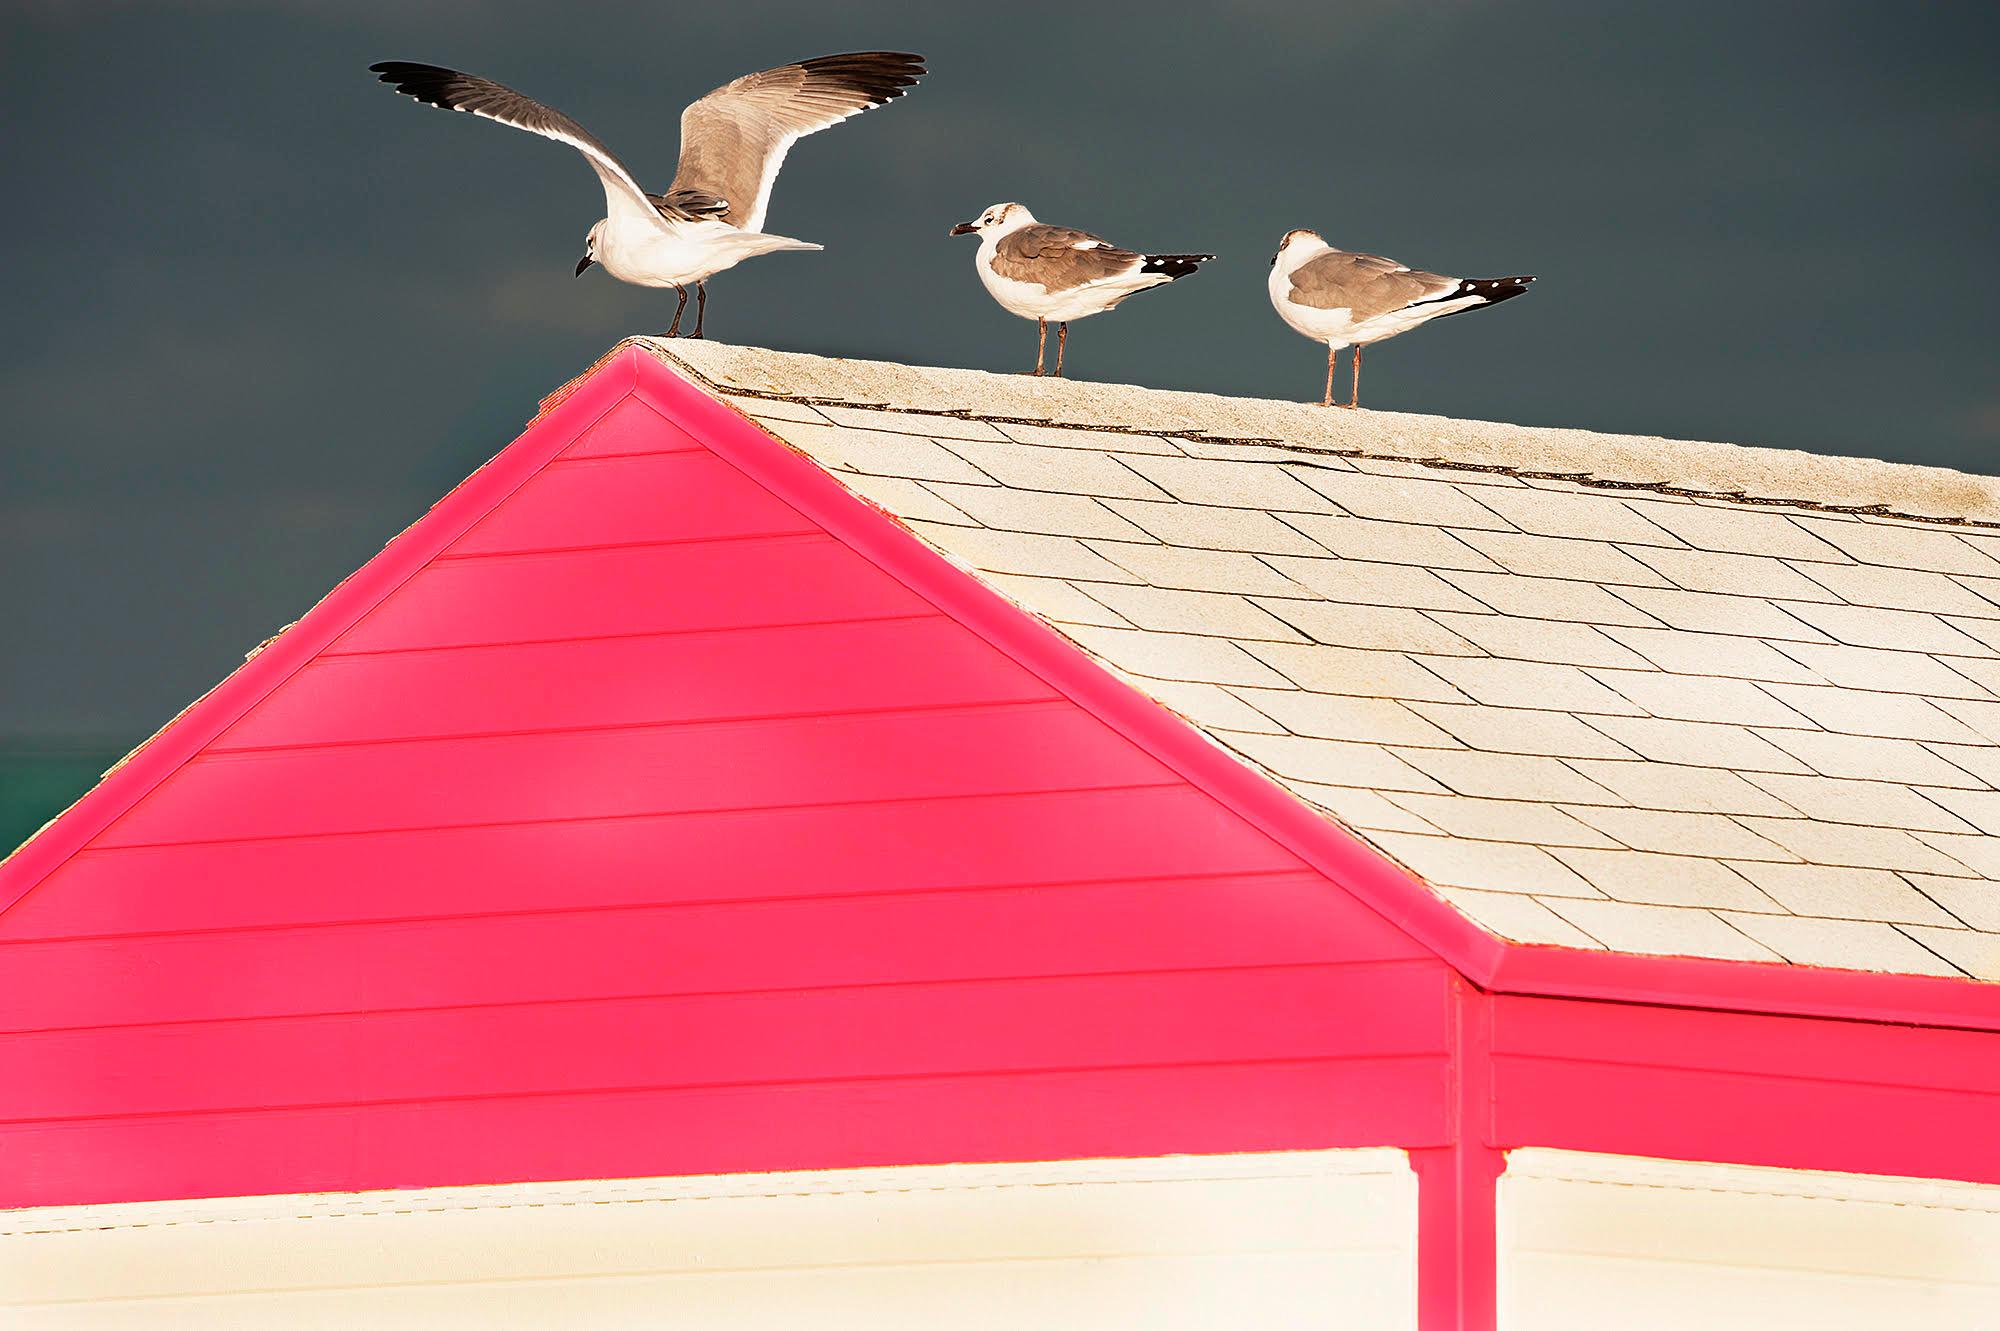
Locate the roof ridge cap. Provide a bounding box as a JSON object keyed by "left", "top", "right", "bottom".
{"left": 639, "top": 338, "right": 2000, "bottom": 528}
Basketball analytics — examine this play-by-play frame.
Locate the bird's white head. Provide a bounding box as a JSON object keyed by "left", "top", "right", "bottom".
{"left": 1271, "top": 227, "right": 1327, "bottom": 269}
{"left": 575, "top": 220, "right": 605, "bottom": 278}
{"left": 1272, "top": 225, "right": 1336, "bottom": 261}
{"left": 949, "top": 202, "right": 1036, "bottom": 239}
{"left": 1280, "top": 226, "right": 1328, "bottom": 273}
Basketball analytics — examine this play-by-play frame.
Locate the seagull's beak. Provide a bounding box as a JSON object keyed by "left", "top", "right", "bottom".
{"left": 948, "top": 221, "right": 977, "bottom": 237}
{"left": 574, "top": 254, "right": 596, "bottom": 277}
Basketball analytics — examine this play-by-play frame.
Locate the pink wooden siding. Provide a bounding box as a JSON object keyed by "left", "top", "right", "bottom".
{"left": 0, "top": 352, "right": 1448, "bottom": 1209}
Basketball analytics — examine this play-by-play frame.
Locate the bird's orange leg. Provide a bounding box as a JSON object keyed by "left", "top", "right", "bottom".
{"left": 1349, "top": 344, "right": 1364, "bottom": 409}
{"left": 1322, "top": 344, "right": 1336, "bottom": 407}
{"left": 1035, "top": 318, "right": 1046, "bottom": 376}
{"left": 1056, "top": 322, "right": 1068, "bottom": 378}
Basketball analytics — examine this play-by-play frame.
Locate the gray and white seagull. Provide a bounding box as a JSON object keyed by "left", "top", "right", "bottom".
{"left": 950, "top": 204, "right": 1214, "bottom": 377}
{"left": 370, "top": 53, "right": 926, "bottom": 337}
{"left": 1269, "top": 229, "right": 1535, "bottom": 407}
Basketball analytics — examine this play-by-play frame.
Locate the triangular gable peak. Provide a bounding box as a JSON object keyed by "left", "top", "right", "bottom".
{"left": 0, "top": 346, "right": 1468, "bottom": 1208}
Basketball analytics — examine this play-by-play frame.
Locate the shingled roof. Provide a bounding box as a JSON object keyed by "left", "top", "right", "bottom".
{"left": 649, "top": 339, "right": 2000, "bottom": 981}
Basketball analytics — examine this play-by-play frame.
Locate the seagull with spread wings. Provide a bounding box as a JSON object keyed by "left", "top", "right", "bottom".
{"left": 1269, "top": 229, "right": 1534, "bottom": 408}
{"left": 370, "top": 53, "right": 926, "bottom": 337}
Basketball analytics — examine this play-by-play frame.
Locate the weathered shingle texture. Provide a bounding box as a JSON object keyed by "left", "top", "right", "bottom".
{"left": 651, "top": 340, "right": 2000, "bottom": 980}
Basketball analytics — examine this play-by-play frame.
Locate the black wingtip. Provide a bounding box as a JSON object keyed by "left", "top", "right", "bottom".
{"left": 367, "top": 61, "right": 491, "bottom": 116}
{"left": 370, "top": 60, "right": 446, "bottom": 80}
{"left": 369, "top": 61, "right": 447, "bottom": 95}
{"left": 1463, "top": 275, "right": 1536, "bottom": 306}
{"left": 1434, "top": 275, "right": 1536, "bottom": 318}
{"left": 795, "top": 51, "right": 929, "bottom": 104}
{"left": 1141, "top": 253, "right": 1217, "bottom": 280}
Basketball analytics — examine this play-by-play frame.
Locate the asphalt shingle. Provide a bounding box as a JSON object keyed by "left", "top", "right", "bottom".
{"left": 1583, "top": 716, "right": 1813, "bottom": 774}
{"left": 1087, "top": 541, "right": 1307, "bottom": 596}
{"left": 1794, "top": 516, "right": 2000, "bottom": 576}
{"left": 1234, "top": 690, "right": 1458, "bottom": 746}
{"left": 1729, "top": 862, "right": 1961, "bottom": 926}
{"left": 1456, "top": 530, "right": 1671, "bottom": 586}
{"left": 1252, "top": 600, "right": 1481, "bottom": 654}
{"left": 1441, "top": 571, "right": 1663, "bottom": 626}
{"left": 1281, "top": 513, "right": 1503, "bottom": 570}
{"left": 1465, "top": 487, "right": 1685, "bottom": 546}
{"left": 1630, "top": 501, "right": 1850, "bottom": 561}
{"left": 1079, "top": 584, "right": 1307, "bottom": 641}
{"left": 943, "top": 438, "right": 1173, "bottom": 498}
{"left": 1629, "top": 546, "right": 1838, "bottom": 601}
{"left": 1422, "top": 658, "right": 1645, "bottom": 715}
{"left": 923, "top": 483, "right": 1149, "bottom": 540}
{"left": 1289, "top": 467, "right": 1516, "bottom": 528}
{"left": 1121, "top": 453, "right": 1339, "bottom": 511}
{"left": 1543, "top": 899, "right": 1781, "bottom": 961}
{"left": 1105, "top": 499, "right": 1325, "bottom": 554}
{"left": 1410, "top": 703, "right": 1638, "bottom": 759}
{"left": 1549, "top": 848, "right": 1779, "bottom": 911}
{"left": 1063, "top": 625, "right": 1291, "bottom": 688}
{"left": 1266, "top": 557, "right": 1491, "bottom": 612}
{"left": 1367, "top": 832, "right": 1600, "bottom": 896}
{"left": 1716, "top": 913, "right": 1960, "bottom": 976}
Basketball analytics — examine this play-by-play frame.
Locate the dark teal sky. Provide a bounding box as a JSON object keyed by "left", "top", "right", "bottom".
{"left": 3, "top": 1, "right": 1996, "bottom": 742}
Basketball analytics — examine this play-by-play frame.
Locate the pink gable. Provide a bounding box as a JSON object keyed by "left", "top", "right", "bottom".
{"left": 0, "top": 349, "right": 1451, "bottom": 1209}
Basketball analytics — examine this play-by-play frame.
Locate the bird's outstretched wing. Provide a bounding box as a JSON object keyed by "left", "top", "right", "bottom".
{"left": 370, "top": 61, "right": 676, "bottom": 230}
{"left": 668, "top": 52, "right": 926, "bottom": 233}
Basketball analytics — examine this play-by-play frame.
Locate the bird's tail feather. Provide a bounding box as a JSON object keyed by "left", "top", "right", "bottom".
{"left": 1140, "top": 253, "right": 1215, "bottom": 280}
{"left": 738, "top": 232, "right": 823, "bottom": 256}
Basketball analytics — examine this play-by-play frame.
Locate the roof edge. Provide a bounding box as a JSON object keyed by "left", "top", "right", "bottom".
{"left": 647, "top": 338, "right": 2000, "bottom": 528}
{"left": 634, "top": 344, "right": 2000, "bottom": 1033}
{"left": 1486, "top": 941, "right": 2000, "bottom": 1031}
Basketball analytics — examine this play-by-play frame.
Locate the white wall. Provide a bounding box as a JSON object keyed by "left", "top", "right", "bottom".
{"left": 0, "top": 1150, "right": 1416, "bottom": 1329}
{"left": 1500, "top": 1149, "right": 2000, "bottom": 1330}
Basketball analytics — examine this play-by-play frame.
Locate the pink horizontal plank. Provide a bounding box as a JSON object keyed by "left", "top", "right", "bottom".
{"left": 1489, "top": 993, "right": 2000, "bottom": 1185}
{"left": 0, "top": 874, "right": 1429, "bottom": 1032}
{"left": 0, "top": 1055, "right": 1452, "bottom": 1208}
{"left": 0, "top": 963, "right": 1452, "bottom": 1122}
{"left": 329, "top": 536, "right": 930, "bottom": 653}
{"left": 7, "top": 787, "right": 1300, "bottom": 940}
{"left": 560, "top": 393, "right": 704, "bottom": 459}
{"left": 1493, "top": 1056, "right": 2000, "bottom": 1185}
{"left": 215, "top": 617, "right": 1051, "bottom": 750}
{"left": 99, "top": 703, "right": 1162, "bottom": 845}
{"left": 445, "top": 451, "right": 814, "bottom": 556}
{"left": 1491, "top": 992, "right": 2000, "bottom": 1096}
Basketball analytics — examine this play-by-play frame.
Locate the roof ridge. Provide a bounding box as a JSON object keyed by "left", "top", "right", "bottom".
{"left": 639, "top": 339, "right": 2000, "bottom": 529}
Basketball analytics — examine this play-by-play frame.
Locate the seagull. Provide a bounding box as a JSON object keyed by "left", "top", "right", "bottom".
{"left": 949, "top": 204, "right": 1214, "bottom": 377}
{"left": 1268, "top": 229, "right": 1535, "bottom": 408}
{"left": 370, "top": 53, "right": 926, "bottom": 337}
